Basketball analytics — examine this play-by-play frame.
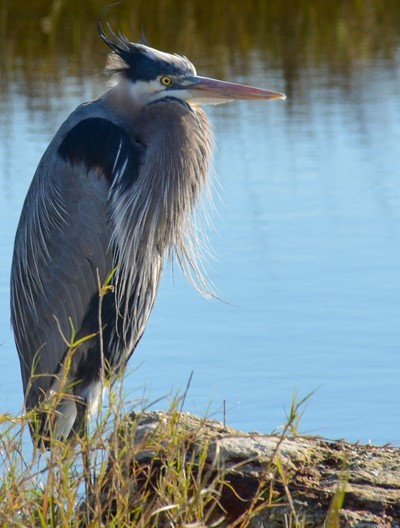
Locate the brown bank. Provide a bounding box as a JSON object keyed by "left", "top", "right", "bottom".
{"left": 91, "top": 410, "right": 400, "bottom": 527}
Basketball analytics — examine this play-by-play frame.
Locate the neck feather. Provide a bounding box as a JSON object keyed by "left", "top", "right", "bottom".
{"left": 109, "top": 100, "right": 212, "bottom": 344}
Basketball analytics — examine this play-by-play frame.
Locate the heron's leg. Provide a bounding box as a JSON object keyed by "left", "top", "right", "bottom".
{"left": 82, "top": 419, "right": 93, "bottom": 525}
{"left": 74, "top": 399, "right": 93, "bottom": 523}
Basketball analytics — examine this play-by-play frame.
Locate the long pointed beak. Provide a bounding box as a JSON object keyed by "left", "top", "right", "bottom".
{"left": 181, "top": 75, "right": 286, "bottom": 105}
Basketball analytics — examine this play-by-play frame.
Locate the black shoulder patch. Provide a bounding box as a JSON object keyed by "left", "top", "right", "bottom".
{"left": 58, "top": 118, "right": 143, "bottom": 187}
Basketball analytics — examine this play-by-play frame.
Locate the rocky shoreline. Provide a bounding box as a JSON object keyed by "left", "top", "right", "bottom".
{"left": 95, "top": 411, "right": 400, "bottom": 527}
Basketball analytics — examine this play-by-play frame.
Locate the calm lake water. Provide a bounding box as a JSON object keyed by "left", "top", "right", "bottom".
{"left": 1, "top": 2, "right": 400, "bottom": 445}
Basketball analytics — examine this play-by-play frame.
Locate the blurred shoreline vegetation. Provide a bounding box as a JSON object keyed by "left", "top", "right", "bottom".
{"left": 1, "top": 0, "right": 400, "bottom": 100}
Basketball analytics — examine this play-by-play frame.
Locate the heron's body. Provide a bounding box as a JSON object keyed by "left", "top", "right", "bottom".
{"left": 12, "top": 91, "right": 210, "bottom": 440}
{"left": 11, "top": 18, "right": 285, "bottom": 445}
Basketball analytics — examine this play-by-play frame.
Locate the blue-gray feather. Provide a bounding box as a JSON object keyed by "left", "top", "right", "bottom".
{"left": 11, "top": 74, "right": 212, "bottom": 444}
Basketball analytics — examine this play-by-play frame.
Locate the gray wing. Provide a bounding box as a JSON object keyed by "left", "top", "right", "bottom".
{"left": 11, "top": 112, "right": 142, "bottom": 411}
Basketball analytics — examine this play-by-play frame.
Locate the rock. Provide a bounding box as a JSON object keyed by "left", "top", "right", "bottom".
{"left": 96, "top": 411, "right": 400, "bottom": 527}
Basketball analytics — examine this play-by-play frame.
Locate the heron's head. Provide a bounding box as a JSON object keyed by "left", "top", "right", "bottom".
{"left": 98, "top": 21, "right": 285, "bottom": 107}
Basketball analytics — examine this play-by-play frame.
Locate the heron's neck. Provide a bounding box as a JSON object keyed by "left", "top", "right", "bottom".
{"left": 109, "top": 97, "right": 212, "bottom": 341}
{"left": 137, "top": 100, "right": 211, "bottom": 248}
{"left": 102, "top": 78, "right": 145, "bottom": 122}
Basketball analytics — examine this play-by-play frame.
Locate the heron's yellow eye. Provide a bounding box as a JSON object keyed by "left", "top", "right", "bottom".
{"left": 160, "top": 76, "right": 172, "bottom": 87}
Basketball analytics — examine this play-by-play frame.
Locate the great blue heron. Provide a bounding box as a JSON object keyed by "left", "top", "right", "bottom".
{"left": 10, "top": 18, "right": 285, "bottom": 446}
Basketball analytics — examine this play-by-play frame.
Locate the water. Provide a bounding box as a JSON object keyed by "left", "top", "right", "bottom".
{"left": 1, "top": 7, "right": 400, "bottom": 445}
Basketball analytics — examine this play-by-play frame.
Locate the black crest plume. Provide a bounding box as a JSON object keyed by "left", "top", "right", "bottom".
{"left": 97, "top": 4, "right": 138, "bottom": 62}
{"left": 97, "top": 6, "right": 195, "bottom": 82}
